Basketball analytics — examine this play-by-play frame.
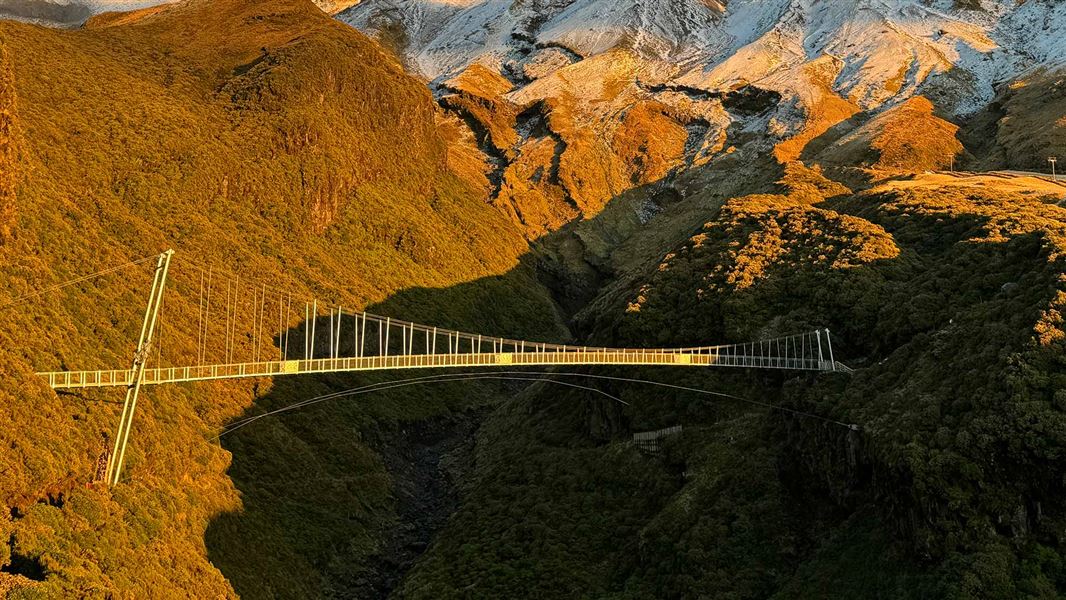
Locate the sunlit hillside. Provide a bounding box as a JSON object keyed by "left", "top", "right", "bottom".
{"left": 0, "top": 0, "right": 566, "bottom": 595}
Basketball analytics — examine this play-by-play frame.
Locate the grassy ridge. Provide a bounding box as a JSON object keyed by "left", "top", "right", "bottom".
{"left": 0, "top": 0, "right": 566, "bottom": 595}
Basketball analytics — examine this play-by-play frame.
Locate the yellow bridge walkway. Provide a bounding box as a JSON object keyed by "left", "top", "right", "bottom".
{"left": 40, "top": 344, "right": 847, "bottom": 390}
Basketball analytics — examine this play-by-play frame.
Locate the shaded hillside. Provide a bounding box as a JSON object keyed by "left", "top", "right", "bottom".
{"left": 0, "top": 0, "right": 566, "bottom": 595}
{"left": 610, "top": 176, "right": 1066, "bottom": 596}
{"left": 397, "top": 171, "right": 1066, "bottom": 598}
{"left": 985, "top": 72, "right": 1066, "bottom": 171}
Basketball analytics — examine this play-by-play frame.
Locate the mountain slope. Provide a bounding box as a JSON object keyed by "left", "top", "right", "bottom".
{"left": 345, "top": 0, "right": 1066, "bottom": 110}
{"left": 0, "top": 0, "right": 566, "bottom": 595}
{"left": 395, "top": 168, "right": 1066, "bottom": 599}
{"left": 0, "top": 0, "right": 1064, "bottom": 597}
{"left": 339, "top": 0, "right": 1065, "bottom": 237}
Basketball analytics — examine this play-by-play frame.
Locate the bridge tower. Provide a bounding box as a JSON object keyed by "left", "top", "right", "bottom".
{"left": 106, "top": 249, "right": 173, "bottom": 486}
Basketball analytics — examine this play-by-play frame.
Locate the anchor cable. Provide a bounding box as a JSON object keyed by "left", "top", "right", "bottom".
{"left": 213, "top": 373, "right": 626, "bottom": 439}
{"left": 0, "top": 253, "right": 160, "bottom": 310}
{"left": 213, "top": 369, "right": 855, "bottom": 438}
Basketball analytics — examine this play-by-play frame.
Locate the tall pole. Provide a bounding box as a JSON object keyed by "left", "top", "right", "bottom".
{"left": 1050, "top": 157, "right": 1058, "bottom": 181}
{"left": 360, "top": 312, "right": 367, "bottom": 358}
{"left": 107, "top": 249, "right": 174, "bottom": 486}
{"left": 825, "top": 328, "right": 836, "bottom": 372}
{"left": 815, "top": 330, "right": 825, "bottom": 370}
{"left": 310, "top": 300, "right": 317, "bottom": 360}
{"left": 336, "top": 307, "right": 343, "bottom": 359}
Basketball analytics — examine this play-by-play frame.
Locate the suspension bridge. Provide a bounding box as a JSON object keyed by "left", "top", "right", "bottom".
{"left": 12, "top": 250, "right": 850, "bottom": 486}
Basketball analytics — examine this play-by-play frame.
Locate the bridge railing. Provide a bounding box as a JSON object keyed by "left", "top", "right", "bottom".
{"left": 37, "top": 328, "right": 842, "bottom": 389}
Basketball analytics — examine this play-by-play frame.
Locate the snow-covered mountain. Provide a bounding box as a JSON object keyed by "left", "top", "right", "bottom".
{"left": 0, "top": 0, "right": 353, "bottom": 25}
{"left": 4, "top": 0, "right": 1060, "bottom": 234}
{"left": 0, "top": 0, "right": 168, "bottom": 25}
{"left": 335, "top": 0, "right": 1065, "bottom": 236}
{"left": 335, "top": 0, "right": 1066, "bottom": 237}
{"left": 342, "top": 0, "right": 1066, "bottom": 114}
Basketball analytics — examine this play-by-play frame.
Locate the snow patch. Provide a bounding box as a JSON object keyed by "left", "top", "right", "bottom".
{"left": 341, "top": 0, "right": 1066, "bottom": 118}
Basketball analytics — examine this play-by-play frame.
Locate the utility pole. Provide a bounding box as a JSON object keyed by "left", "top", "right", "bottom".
{"left": 106, "top": 249, "right": 174, "bottom": 486}
{"left": 1049, "top": 156, "right": 1058, "bottom": 181}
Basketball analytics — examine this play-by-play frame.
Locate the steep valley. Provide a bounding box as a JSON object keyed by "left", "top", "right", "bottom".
{"left": 0, "top": 0, "right": 1065, "bottom": 598}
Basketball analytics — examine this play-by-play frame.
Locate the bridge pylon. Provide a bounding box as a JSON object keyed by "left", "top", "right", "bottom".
{"left": 105, "top": 249, "right": 173, "bottom": 486}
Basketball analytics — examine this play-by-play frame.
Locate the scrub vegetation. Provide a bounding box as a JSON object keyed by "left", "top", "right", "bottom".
{"left": 399, "top": 170, "right": 1066, "bottom": 598}
{"left": 0, "top": 0, "right": 1064, "bottom": 596}
{"left": 0, "top": 0, "right": 564, "bottom": 595}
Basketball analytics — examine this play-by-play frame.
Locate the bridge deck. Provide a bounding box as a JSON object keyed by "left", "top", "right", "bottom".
{"left": 39, "top": 350, "right": 843, "bottom": 390}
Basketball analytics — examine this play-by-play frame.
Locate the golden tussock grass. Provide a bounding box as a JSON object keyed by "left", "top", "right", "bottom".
{"left": 816, "top": 96, "right": 964, "bottom": 173}
{"left": 773, "top": 56, "right": 861, "bottom": 163}
{"left": 869, "top": 96, "right": 962, "bottom": 171}
{"left": 613, "top": 100, "right": 689, "bottom": 185}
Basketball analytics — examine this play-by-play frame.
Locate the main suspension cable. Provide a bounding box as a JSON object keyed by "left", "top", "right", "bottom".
{"left": 564, "top": 372, "right": 857, "bottom": 430}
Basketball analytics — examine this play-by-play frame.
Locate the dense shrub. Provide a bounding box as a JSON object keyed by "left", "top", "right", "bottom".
{"left": 402, "top": 174, "right": 1066, "bottom": 597}
{"left": 0, "top": 0, "right": 564, "bottom": 595}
